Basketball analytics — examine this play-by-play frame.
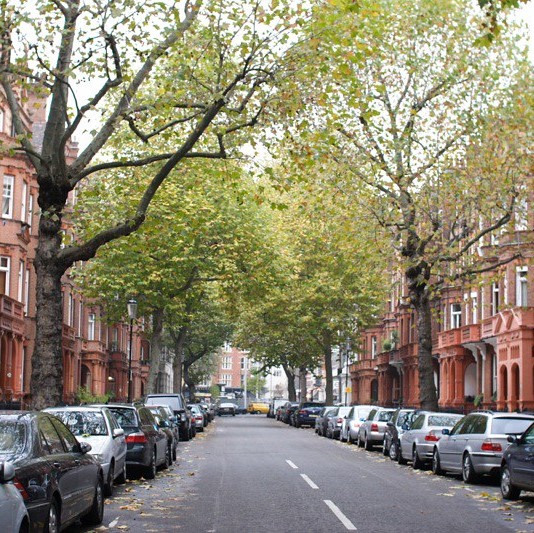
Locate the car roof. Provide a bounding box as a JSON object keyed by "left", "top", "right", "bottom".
{"left": 44, "top": 406, "right": 108, "bottom": 412}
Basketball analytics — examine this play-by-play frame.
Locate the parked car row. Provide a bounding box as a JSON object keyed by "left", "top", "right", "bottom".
{"left": 276, "top": 403, "right": 534, "bottom": 500}
{"left": 0, "top": 393, "right": 215, "bottom": 532}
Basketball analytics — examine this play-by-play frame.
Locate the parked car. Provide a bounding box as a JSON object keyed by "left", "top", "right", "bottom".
{"left": 294, "top": 402, "right": 325, "bottom": 428}
{"left": 200, "top": 402, "right": 215, "bottom": 422}
{"left": 500, "top": 421, "right": 534, "bottom": 500}
{"left": 315, "top": 406, "right": 337, "bottom": 437}
{"left": 44, "top": 405, "right": 127, "bottom": 497}
{"left": 217, "top": 402, "right": 237, "bottom": 416}
{"left": 326, "top": 406, "right": 351, "bottom": 439}
{"left": 383, "top": 408, "right": 417, "bottom": 460}
{"left": 268, "top": 398, "right": 288, "bottom": 419}
{"left": 189, "top": 404, "right": 206, "bottom": 431}
{"left": 247, "top": 402, "right": 270, "bottom": 415}
{"left": 0, "top": 461, "right": 29, "bottom": 533}
{"left": 279, "top": 402, "right": 299, "bottom": 424}
{"left": 285, "top": 403, "right": 301, "bottom": 425}
{"left": 340, "top": 405, "right": 375, "bottom": 443}
{"left": 145, "top": 393, "right": 194, "bottom": 441}
{"left": 103, "top": 404, "right": 168, "bottom": 479}
{"left": 433, "top": 411, "right": 534, "bottom": 482}
{"left": 398, "top": 411, "right": 463, "bottom": 468}
{"left": 146, "top": 405, "right": 179, "bottom": 464}
{"left": 0, "top": 410, "right": 104, "bottom": 532}
{"left": 357, "top": 408, "right": 395, "bottom": 450}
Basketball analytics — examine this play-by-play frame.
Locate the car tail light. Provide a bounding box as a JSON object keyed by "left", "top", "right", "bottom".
{"left": 337, "top": 417, "right": 343, "bottom": 424}
{"left": 424, "top": 431, "right": 440, "bottom": 442}
{"left": 13, "top": 478, "right": 29, "bottom": 501}
{"left": 195, "top": 415, "right": 203, "bottom": 421}
{"left": 371, "top": 423, "right": 378, "bottom": 432}
{"left": 481, "top": 439, "right": 502, "bottom": 452}
{"left": 126, "top": 432, "right": 148, "bottom": 444}
{"left": 299, "top": 410, "right": 307, "bottom": 414}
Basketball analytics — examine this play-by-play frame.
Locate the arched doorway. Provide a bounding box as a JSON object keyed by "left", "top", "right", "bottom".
{"left": 499, "top": 365, "right": 508, "bottom": 403}
{"left": 464, "top": 363, "right": 476, "bottom": 397}
{"left": 510, "top": 364, "right": 520, "bottom": 409}
{"left": 371, "top": 379, "right": 378, "bottom": 402}
{"left": 81, "top": 364, "right": 91, "bottom": 390}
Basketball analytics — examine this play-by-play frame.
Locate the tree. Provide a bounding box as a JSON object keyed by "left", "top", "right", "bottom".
{"left": 301, "top": 0, "right": 532, "bottom": 409}
{"left": 0, "top": 0, "right": 305, "bottom": 408}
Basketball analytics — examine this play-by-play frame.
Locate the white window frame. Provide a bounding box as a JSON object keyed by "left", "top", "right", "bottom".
{"left": 0, "top": 256, "right": 10, "bottom": 296}
{"left": 88, "top": 313, "right": 96, "bottom": 341}
{"left": 516, "top": 266, "right": 528, "bottom": 307}
{"left": 2, "top": 174, "right": 14, "bottom": 219}
{"left": 20, "top": 181, "right": 27, "bottom": 223}
{"left": 24, "top": 268, "right": 30, "bottom": 315}
{"left": 491, "top": 282, "right": 500, "bottom": 316}
{"left": 371, "top": 336, "right": 377, "bottom": 357}
{"left": 17, "top": 261, "right": 24, "bottom": 303}
{"left": 27, "top": 195, "right": 33, "bottom": 233}
{"left": 222, "top": 356, "right": 232, "bottom": 370}
{"left": 451, "top": 303, "right": 462, "bottom": 329}
{"left": 471, "top": 292, "right": 478, "bottom": 324}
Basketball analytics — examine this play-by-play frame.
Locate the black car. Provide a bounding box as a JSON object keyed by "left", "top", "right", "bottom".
{"left": 145, "top": 393, "right": 194, "bottom": 441}
{"left": 146, "top": 405, "right": 179, "bottom": 465}
{"left": 103, "top": 404, "right": 168, "bottom": 479}
{"left": 293, "top": 402, "right": 325, "bottom": 428}
{"left": 0, "top": 410, "right": 104, "bottom": 532}
{"left": 501, "top": 421, "right": 534, "bottom": 500}
{"left": 315, "top": 406, "right": 337, "bottom": 437}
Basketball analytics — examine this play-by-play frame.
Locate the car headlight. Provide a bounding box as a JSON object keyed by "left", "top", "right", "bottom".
{"left": 92, "top": 454, "right": 105, "bottom": 463}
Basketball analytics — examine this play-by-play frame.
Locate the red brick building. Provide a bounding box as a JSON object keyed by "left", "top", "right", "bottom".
{"left": 0, "top": 88, "right": 148, "bottom": 406}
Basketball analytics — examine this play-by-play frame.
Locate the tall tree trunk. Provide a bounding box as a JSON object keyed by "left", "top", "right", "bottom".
{"left": 183, "top": 361, "right": 196, "bottom": 402}
{"left": 282, "top": 363, "right": 297, "bottom": 401}
{"left": 146, "top": 308, "right": 164, "bottom": 394}
{"left": 299, "top": 365, "right": 307, "bottom": 402}
{"left": 324, "top": 342, "right": 334, "bottom": 405}
{"left": 171, "top": 326, "right": 188, "bottom": 394}
{"left": 30, "top": 216, "right": 66, "bottom": 409}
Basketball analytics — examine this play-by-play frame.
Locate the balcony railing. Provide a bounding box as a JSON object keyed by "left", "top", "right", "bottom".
{"left": 0, "top": 294, "right": 25, "bottom": 335}
{"left": 438, "top": 329, "right": 462, "bottom": 349}
{"left": 460, "top": 324, "right": 481, "bottom": 344}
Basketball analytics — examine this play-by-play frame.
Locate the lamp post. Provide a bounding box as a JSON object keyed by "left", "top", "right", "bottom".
{"left": 127, "top": 298, "right": 137, "bottom": 403}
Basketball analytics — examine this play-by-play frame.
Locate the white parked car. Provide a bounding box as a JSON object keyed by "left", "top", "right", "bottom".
{"left": 45, "top": 406, "right": 127, "bottom": 496}
{"left": 340, "top": 405, "right": 375, "bottom": 443}
{"left": 0, "top": 461, "right": 29, "bottom": 533}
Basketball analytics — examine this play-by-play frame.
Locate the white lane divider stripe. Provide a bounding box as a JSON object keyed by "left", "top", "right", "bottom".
{"left": 324, "top": 500, "right": 357, "bottom": 531}
{"left": 300, "top": 474, "right": 319, "bottom": 489}
{"left": 286, "top": 460, "right": 298, "bottom": 469}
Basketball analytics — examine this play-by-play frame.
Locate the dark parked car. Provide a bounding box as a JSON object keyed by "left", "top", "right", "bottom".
{"left": 315, "top": 406, "right": 337, "bottom": 437}
{"left": 145, "top": 393, "right": 194, "bottom": 441}
{"left": 501, "top": 422, "right": 534, "bottom": 500}
{"left": 326, "top": 406, "right": 352, "bottom": 439}
{"left": 146, "top": 405, "right": 178, "bottom": 465}
{"left": 103, "top": 404, "right": 168, "bottom": 480}
{"left": 383, "top": 408, "right": 417, "bottom": 460}
{"left": 217, "top": 402, "right": 237, "bottom": 416}
{"left": 0, "top": 411, "right": 104, "bottom": 532}
{"left": 279, "top": 402, "right": 299, "bottom": 424}
{"left": 294, "top": 402, "right": 325, "bottom": 428}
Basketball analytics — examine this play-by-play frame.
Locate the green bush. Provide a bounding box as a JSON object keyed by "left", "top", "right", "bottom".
{"left": 76, "top": 386, "right": 113, "bottom": 405}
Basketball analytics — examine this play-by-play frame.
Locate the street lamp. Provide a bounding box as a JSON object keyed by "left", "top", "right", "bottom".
{"left": 127, "top": 298, "right": 137, "bottom": 403}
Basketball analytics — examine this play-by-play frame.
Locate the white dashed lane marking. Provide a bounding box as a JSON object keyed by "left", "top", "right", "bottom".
{"left": 286, "top": 459, "right": 298, "bottom": 469}
{"left": 324, "top": 500, "right": 357, "bottom": 530}
{"left": 300, "top": 474, "right": 319, "bottom": 489}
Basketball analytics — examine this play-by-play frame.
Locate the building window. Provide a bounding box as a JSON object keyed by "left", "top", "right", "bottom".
{"left": 78, "top": 302, "right": 83, "bottom": 336}
{"left": 27, "top": 195, "right": 33, "bottom": 233}
{"left": 2, "top": 175, "right": 14, "bottom": 218}
{"left": 222, "top": 356, "right": 232, "bottom": 370}
{"left": 516, "top": 267, "right": 528, "bottom": 307}
{"left": 0, "top": 256, "right": 10, "bottom": 296}
{"left": 241, "top": 357, "right": 248, "bottom": 371}
{"left": 471, "top": 292, "right": 478, "bottom": 324}
{"left": 17, "top": 261, "right": 24, "bottom": 303}
{"left": 491, "top": 282, "right": 500, "bottom": 316}
{"left": 451, "top": 303, "right": 462, "bottom": 329}
{"left": 0, "top": 108, "right": 4, "bottom": 132}
{"left": 67, "top": 293, "right": 74, "bottom": 326}
{"left": 24, "top": 268, "right": 30, "bottom": 314}
{"left": 220, "top": 374, "right": 232, "bottom": 386}
{"left": 88, "top": 313, "right": 96, "bottom": 340}
{"left": 20, "top": 181, "right": 27, "bottom": 223}
{"left": 371, "top": 336, "right": 377, "bottom": 357}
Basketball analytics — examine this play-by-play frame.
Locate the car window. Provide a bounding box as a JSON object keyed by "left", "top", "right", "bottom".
{"left": 457, "top": 416, "right": 477, "bottom": 435}
{"left": 105, "top": 409, "right": 120, "bottom": 430}
{"left": 411, "top": 415, "right": 425, "bottom": 430}
{"left": 449, "top": 417, "right": 466, "bottom": 435}
{"left": 139, "top": 408, "right": 156, "bottom": 426}
{"left": 357, "top": 408, "right": 372, "bottom": 420}
{"left": 0, "top": 420, "right": 27, "bottom": 456}
{"left": 378, "top": 411, "right": 393, "bottom": 422}
{"left": 50, "top": 410, "right": 108, "bottom": 437}
{"left": 470, "top": 415, "right": 488, "bottom": 434}
{"left": 397, "top": 411, "right": 412, "bottom": 427}
{"left": 427, "top": 415, "right": 462, "bottom": 427}
{"left": 108, "top": 408, "right": 138, "bottom": 428}
{"left": 491, "top": 417, "right": 534, "bottom": 435}
{"left": 51, "top": 418, "right": 79, "bottom": 453}
{"left": 39, "top": 417, "right": 65, "bottom": 455}
{"left": 367, "top": 409, "right": 377, "bottom": 421}
{"left": 523, "top": 424, "right": 534, "bottom": 444}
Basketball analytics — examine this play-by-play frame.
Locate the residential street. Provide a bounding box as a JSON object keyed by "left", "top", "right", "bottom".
{"left": 68, "top": 416, "right": 534, "bottom": 533}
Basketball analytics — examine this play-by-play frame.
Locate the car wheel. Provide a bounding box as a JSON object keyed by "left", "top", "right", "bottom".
{"left": 45, "top": 498, "right": 60, "bottom": 533}
{"left": 382, "top": 439, "right": 389, "bottom": 456}
{"left": 116, "top": 462, "right": 127, "bottom": 485}
{"left": 397, "top": 446, "right": 408, "bottom": 465}
{"left": 182, "top": 425, "right": 190, "bottom": 441}
{"left": 104, "top": 462, "right": 114, "bottom": 497}
{"left": 462, "top": 453, "right": 478, "bottom": 484}
{"left": 389, "top": 441, "right": 399, "bottom": 461}
{"left": 501, "top": 464, "right": 521, "bottom": 500}
{"left": 347, "top": 432, "right": 353, "bottom": 444}
{"left": 144, "top": 448, "right": 157, "bottom": 480}
{"left": 161, "top": 446, "right": 171, "bottom": 470}
{"left": 340, "top": 431, "right": 347, "bottom": 443}
{"left": 357, "top": 432, "right": 363, "bottom": 448}
{"left": 81, "top": 477, "right": 104, "bottom": 525}
{"left": 432, "top": 449, "right": 443, "bottom": 475}
{"left": 173, "top": 444, "right": 178, "bottom": 462}
{"left": 412, "top": 447, "right": 423, "bottom": 469}
{"left": 364, "top": 433, "right": 372, "bottom": 451}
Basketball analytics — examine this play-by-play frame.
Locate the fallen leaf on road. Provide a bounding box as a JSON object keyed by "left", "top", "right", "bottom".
{"left": 119, "top": 505, "right": 142, "bottom": 511}
{"left": 188, "top": 472, "right": 195, "bottom": 476}
{"left": 436, "top": 493, "right": 454, "bottom": 497}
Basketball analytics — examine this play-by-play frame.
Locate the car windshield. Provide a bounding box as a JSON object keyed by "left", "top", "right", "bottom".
{"left": 377, "top": 411, "right": 394, "bottom": 422}
{"left": 492, "top": 417, "right": 534, "bottom": 435}
{"left": 50, "top": 410, "right": 108, "bottom": 436}
{"left": 427, "top": 415, "right": 461, "bottom": 427}
{"left": 108, "top": 408, "right": 138, "bottom": 428}
{"left": 397, "top": 412, "right": 412, "bottom": 426}
{"left": 0, "top": 420, "right": 27, "bottom": 459}
{"left": 356, "top": 408, "right": 372, "bottom": 420}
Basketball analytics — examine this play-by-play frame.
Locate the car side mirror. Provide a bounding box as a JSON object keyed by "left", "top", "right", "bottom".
{"left": 386, "top": 421, "right": 393, "bottom": 427}
{"left": 79, "top": 442, "right": 92, "bottom": 454}
{"left": 507, "top": 435, "right": 518, "bottom": 444}
{"left": 441, "top": 428, "right": 450, "bottom": 436}
{"left": 0, "top": 462, "right": 15, "bottom": 483}
{"left": 113, "top": 428, "right": 124, "bottom": 438}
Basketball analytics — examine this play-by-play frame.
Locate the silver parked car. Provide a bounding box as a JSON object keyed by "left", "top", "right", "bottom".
{"left": 357, "top": 408, "right": 395, "bottom": 450}
{"left": 340, "top": 405, "right": 375, "bottom": 443}
{"left": 0, "top": 462, "right": 29, "bottom": 533}
{"left": 398, "top": 411, "right": 463, "bottom": 468}
{"left": 45, "top": 406, "right": 127, "bottom": 496}
{"left": 432, "top": 411, "right": 534, "bottom": 482}
{"left": 326, "top": 406, "right": 352, "bottom": 440}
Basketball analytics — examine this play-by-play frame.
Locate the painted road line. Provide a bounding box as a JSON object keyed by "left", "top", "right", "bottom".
{"left": 286, "top": 460, "right": 298, "bottom": 469}
{"left": 324, "top": 500, "right": 357, "bottom": 531}
{"left": 300, "top": 474, "right": 319, "bottom": 489}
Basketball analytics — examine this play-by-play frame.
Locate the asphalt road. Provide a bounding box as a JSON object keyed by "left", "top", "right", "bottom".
{"left": 69, "top": 415, "right": 534, "bottom": 533}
